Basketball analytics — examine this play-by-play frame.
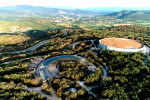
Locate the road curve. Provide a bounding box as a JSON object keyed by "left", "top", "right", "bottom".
{"left": 1, "top": 39, "right": 52, "bottom": 54}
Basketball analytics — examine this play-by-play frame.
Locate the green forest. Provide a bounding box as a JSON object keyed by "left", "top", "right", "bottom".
{"left": 0, "top": 25, "right": 150, "bottom": 100}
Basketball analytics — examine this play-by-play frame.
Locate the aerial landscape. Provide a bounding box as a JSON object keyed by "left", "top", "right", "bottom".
{"left": 0, "top": 0, "right": 150, "bottom": 100}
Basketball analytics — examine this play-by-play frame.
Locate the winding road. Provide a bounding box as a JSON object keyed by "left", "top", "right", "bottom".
{"left": 1, "top": 38, "right": 108, "bottom": 100}
{"left": 1, "top": 36, "right": 150, "bottom": 100}
{"left": 1, "top": 39, "right": 52, "bottom": 54}
{"left": 36, "top": 54, "right": 107, "bottom": 99}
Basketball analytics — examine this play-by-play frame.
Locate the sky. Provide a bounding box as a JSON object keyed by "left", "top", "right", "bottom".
{"left": 0, "top": 0, "right": 150, "bottom": 8}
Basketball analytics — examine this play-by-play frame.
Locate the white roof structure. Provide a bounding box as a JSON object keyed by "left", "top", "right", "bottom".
{"left": 99, "top": 38, "right": 149, "bottom": 54}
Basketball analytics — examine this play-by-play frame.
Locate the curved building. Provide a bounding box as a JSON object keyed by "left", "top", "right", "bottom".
{"left": 99, "top": 38, "right": 149, "bottom": 54}
{"left": 38, "top": 55, "right": 97, "bottom": 80}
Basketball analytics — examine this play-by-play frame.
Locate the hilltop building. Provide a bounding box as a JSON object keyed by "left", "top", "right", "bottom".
{"left": 99, "top": 38, "right": 149, "bottom": 54}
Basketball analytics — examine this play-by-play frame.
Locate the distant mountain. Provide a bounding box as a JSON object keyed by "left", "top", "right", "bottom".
{"left": 2, "top": 5, "right": 46, "bottom": 11}
{"left": 82, "top": 7, "right": 150, "bottom": 13}
{"left": 1, "top": 5, "right": 150, "bottom": 22}
{"left": 0, "top": 9, "right": 22, "bottom": 15}
{"left": 0, "top": 5, "right": 94, "bottom": 17}
{"left": 46, "top": 6, "right": 77, "bottom": 10}
{"left": 105, "top": 10, "right": 137, "bottom": 17}
{"left": 105, "top": 10, "right": 150, "bottom": 20}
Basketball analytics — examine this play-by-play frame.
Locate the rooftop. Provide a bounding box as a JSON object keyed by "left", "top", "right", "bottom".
{"left": 101, "top": 38, "right": 143, "bottom": 49}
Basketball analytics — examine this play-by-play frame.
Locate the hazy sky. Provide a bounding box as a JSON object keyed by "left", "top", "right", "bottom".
{"left": 0, "top": 0, "right": 150, "bottom": 8}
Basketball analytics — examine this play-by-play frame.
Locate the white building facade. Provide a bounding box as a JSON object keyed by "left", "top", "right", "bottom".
{"left": 99, "top": 38, "right": 149, "bottom": 54}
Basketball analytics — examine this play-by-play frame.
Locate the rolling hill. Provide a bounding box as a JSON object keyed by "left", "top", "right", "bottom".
{"left": 0, "top": 5, "right": 94, "bottom": 17}
{"left": 105, "top": 10, "right": 150, "bottom": 21}
{"left": 82, "top": 7, "right": 150, "bottom": 13}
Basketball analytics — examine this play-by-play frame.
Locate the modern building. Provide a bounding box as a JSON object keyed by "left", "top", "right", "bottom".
{"left": 99, "top": 38, "right": 149, "bottom": 54}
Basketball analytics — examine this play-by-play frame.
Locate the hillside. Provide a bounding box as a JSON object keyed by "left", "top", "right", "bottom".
{"left": 105, "top": 10, "right": 150, "bottom": 21}
{"left": 0, "top": 17, "right": 66, "bottom": 33}
{"left": 1, "top": 5, "right": 94, "bottom": 17}
{"left": 0, "top": 26, "right": 150, "bottom": 100}
{"left": 1, "top": 5, "right": 150, "bottom": 33}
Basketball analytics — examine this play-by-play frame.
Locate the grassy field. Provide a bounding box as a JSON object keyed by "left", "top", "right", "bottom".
{"left": 0, "top": 35, "right": 30, "bottom": 45}
{"left": 0, "top": 18, "right": 67, "bottom": 33}
{"left": 135, "top": 23, "right": 150, "bottom": 26}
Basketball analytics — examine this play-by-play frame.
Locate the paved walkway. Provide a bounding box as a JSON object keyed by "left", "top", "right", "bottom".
{"left": 78, "top": 81, "right": 97, "bottom": 98}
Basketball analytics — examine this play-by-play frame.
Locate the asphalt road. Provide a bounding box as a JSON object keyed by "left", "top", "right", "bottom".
{"left": 1, "top": 39, "right": 52, "bottom": 54}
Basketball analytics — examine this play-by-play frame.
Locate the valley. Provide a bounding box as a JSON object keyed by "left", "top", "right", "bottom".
{"left": 0, "top": 5, "right": 150, "bottom": 100}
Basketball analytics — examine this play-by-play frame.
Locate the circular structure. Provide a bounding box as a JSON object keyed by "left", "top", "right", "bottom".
{"left": 38, "top": 55, "right": 97, "bottom": 80}
{"left": 99, "top": 38, "right": 149, "bottom": 53}
{"left": 101, "top": 38, "right": 142, "bottom": 49}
